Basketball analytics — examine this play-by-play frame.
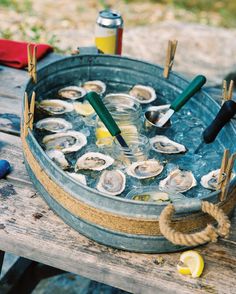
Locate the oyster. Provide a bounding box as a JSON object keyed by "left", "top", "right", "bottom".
{"left": 75, "top": 152, "right": 114, "bottom": 171}
{"left": 159, "top": 168, "right": 197, "bottom": 193}
{"left": 38, "top": 99, "right": 74, "bottom": 115}
{"left": 35, "top": 118, "right": 72, "bottom": 133}
{"left": 200, "top": 169, "right": 220, "bottom": 190}
{"left": 58, "top": 86, "right": 86, "bottom": 100}
{"left": 97, "top": 170, "right": 126, "bottom": 196}
{"left": 74, "top": 101, "right": 95, "bottom": 116}
{"left": 129, "top": 84, "right": 156, "bottom": 104}
{"left": 200, "top": 169, "right": 236, "bottom": 190}
{"left": 150, "top": 135, "right": 186, "bottom": 154}
{"left": 66, "top": 172, "right": 87, "bottom": 185}
{"left": 83, "top": 80, "right": 106, "bottom": 94}
{"left": 46, "top": 150, "right": 69, "bottom": 170}
{"left": 104, "top": 93, "right": 136, "bottom": 109}
{"left": 126, "top": 159, "right": 164, "bottom": 179}
{"left": 132, "top": 191, "right": 169, "bottom": 203}
{"left": 43, "top": 131, "right": 87, "bottom": 153}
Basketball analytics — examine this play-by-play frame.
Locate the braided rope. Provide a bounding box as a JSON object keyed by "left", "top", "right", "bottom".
{"left": 159, "top": 201, "right": 231, "bottom": 247}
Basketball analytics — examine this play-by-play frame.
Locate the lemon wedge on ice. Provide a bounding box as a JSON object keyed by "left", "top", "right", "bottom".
{"left": 177, "top": 250, "right": 204, "bottom": 278}
{"left": 96, "top": 125, "right": 138, "bottom": 146}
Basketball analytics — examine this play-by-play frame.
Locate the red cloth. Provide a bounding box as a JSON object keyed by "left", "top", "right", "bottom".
{"left": 0, "top": 39, "right": 53, "bottom": 69}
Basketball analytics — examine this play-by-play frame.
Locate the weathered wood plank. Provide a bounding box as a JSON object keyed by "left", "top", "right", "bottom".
{"left": 0, "top": 176, "right": 235, "bottom": 294}
{"left": 0, "top": 131, "right": 236, "bottom": 294}
{"left": 0, "top": 132, "right": 31, "bottom": 185}
{"left": 0, "top": 96, "right": 21, "bottom": 135}
{"left": 0, "top": 53, "right": 62, "bottom": 99}
{"left": 0, "top": 54, "right": 63, "bottom": 135}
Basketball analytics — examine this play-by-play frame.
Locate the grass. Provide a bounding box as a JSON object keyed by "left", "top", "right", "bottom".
{"left": 126, "top": 0, "right": 236, "bottom": 27}
{"left": 0, "top": 0, "right": 32, "bottom": 12}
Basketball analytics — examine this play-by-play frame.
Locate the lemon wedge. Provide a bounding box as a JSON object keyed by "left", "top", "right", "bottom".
{"left": 74, "top": 102, "right": 95, "bottom": 116}
{"left": 177, "top": 250, "right": 204, "bottom": 278}
{"left": 96, "top": 127, "right": 111, "bottom": 140}
{"left": 177, "top": 263, "right": 191, "bottom": 275}
{"left": 95, "top": 125, "right": 138, "bottom": 147}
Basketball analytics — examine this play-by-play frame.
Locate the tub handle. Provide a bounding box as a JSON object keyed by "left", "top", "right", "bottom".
{"left": 159, "top": 201, "right": 231, "bottom": 246}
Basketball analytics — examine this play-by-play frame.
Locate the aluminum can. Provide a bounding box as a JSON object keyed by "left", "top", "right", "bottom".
{"left": 95, "top": 10, "right": 123, "bottom": 55}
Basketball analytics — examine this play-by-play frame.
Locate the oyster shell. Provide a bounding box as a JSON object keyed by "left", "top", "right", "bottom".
{"left": 46, "top": 150, "right": 69, "bottom": 170}
{"left": 200, "top": 169, "right": 220, "bottom": 190}
{"left": 159, "top": 168, "right": 197, "bottom": 193}
{"left": 104, "top": 93, "right": 136, "bottom": 109}
{"left": 150, "top": 135, "right": 186, "bottom": 154}
{"left": 38, "top": 99, "right": 74, "bottom": 115}
{"left": 129, "top": 84, "right": 156, "bottom": 104}
{"left": 35, "top": 118, "right": 72, "bottom": 133}
{"left": 58, "top": 86, "right": 86, "bottom": 100}
{"left": 66, "top": 172, "right": 87, "bottom": 185}
{"left": 132, "top": 191, "right": 169, "bottom": 203}
{"left": 43, "top": 131, "right": 87, "bottom": 153}
{"left": 126, "top": 159, "right": 164, "bottom": 179}
{"left": 200, "top": 169, "right": 235, "bottom": 190}
{"left": 97, "top": 170, "right": 126, "bottom": 196}
{"left": 75, "top": 152, "right": 114, "bottom": 171}
{"left": 74, "top": 101, "right": 95, "bottom": 116}
{"left": 83, "top": 80, "right": 106, "bottom": 94}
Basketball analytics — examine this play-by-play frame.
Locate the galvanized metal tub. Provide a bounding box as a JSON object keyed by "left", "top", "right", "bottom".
{"left": 21, "top": 54, "right": 236, "bottom": 253}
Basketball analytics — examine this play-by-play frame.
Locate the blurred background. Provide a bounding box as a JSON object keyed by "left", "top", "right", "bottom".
{"left": 1, "top": 0, "right": 236, "bottom": 85}
{"left": 1, "top": 0, "right": 236, "bottom": 50}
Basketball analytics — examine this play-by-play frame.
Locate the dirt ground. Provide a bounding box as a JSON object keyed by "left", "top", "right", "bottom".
{"left": 0, "top": 0, "right": 229, "bottom": 53}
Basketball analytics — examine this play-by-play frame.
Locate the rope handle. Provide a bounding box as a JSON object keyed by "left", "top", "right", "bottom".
{"left": 159, "top": 201, "right": 231, "bottom": 247}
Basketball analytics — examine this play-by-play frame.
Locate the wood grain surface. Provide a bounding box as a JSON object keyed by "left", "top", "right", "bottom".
{"left": 0, "top": 56, "right": 235, "bottom": 294}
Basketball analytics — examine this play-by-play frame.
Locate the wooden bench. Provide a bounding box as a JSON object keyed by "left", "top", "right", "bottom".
{"left": 0, "top": 54, "right": 235, "bottom": 293}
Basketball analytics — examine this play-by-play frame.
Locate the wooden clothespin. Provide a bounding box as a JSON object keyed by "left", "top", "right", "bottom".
{"left": 23, "top": 91, "right": 36, "bottom": 137}
{"left": 217, "top": 149, "right": 229, "bottom": 191}
{"left": 222, "top": 79, "right": 234, "bottom": 105}
{"left": 163, "top": 40, "right": 178, "bottom": 79}
{"left": 219, "top": 150, "right": 236, "bottom": 201}
{"left": 27, "top": 43, "right": 37, "bottom": 83}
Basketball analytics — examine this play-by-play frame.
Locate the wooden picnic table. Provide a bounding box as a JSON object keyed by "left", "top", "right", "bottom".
{"left": 0, "top": 53, "right": 236, "bottom": 294}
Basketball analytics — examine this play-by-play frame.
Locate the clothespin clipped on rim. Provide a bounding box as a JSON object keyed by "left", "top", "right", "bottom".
{"left": 217, "top": 149, "right": 236, "bottom": 201}
{"left": 27, "top": 43, "right": 37, "bottom": 83}
{"left": 163, "top": 40, "right": 178, "bottom": 79}
{"left": 23, "top": 91, "right": 36, "bottom": 137}
{"left": 222, "top": 79, "right": 234, "bottom": 105}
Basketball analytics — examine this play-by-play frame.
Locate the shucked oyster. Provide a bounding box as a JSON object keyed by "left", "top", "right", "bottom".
{"left": 132, "top": 191, "right": 169, "bottom": 203}
{"left": 200, "top": 169, "right": 220, "bottom": 190}
{"left": 129, "top": 84, "right": 156, "bottom": 104}
{"left": 74, "top": 102, "right": 95, "bottom": 116}
{"left": 75, "top": 152, "right": 114, "bottom": 171}
{"left": 97, "top": 170, "right": 126, "bottom": 196}
{"left": 159, "top": 168, "right": 197, "bottom": 193}
{"left": 38, "top": 99, "right": 74, "bottom": 115}
{"left": 66, "top": 172, "right": 87, "bottom": 186}
{"left": 58, "top": 86, "right": 86, "bottom": 100}
{"left": 83, "top": 80, "right": 106, "bottom": 94}
{"left": 46, "top": 150, "right": 69, "bottom": 170}
{"left": 150, "top": 135, "right": 187, "bottom": 154}
{"left": 35, "top": 118, "right": 72, "bottom": 133}
{"left": 43, "top": 131, "right": 87, "bottom": 153}
{"left": 126, "top": 159, "right": 164, "bottom": 179}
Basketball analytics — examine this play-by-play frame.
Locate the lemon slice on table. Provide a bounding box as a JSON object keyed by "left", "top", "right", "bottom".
{"left": 74, "top": 102, "right": 95, "bottom": 116}
{"left": 177, "top": 250, "right": 204, "bottom": 278}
